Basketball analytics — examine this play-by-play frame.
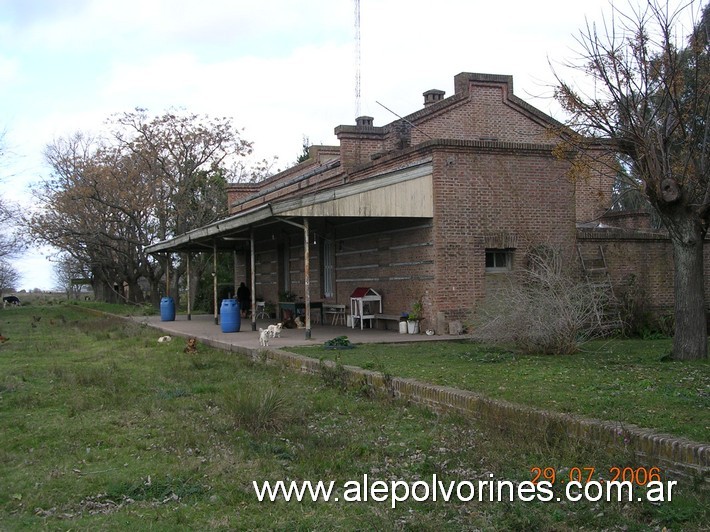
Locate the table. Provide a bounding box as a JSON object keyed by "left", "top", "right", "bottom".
{"left": 278, "top": 301, "right": 324, "bottom": 324}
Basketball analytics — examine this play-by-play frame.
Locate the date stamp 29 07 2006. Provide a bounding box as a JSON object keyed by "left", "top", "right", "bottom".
{"left": 531, "top": 466, "right": 662, "bottom": 486}
{"left": 529, "top": 466, "right": 677, "bottom": 503}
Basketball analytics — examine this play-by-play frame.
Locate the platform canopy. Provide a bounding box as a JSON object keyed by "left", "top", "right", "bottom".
{"left": 144, "top": 160, "right": 433, "bottom": 254}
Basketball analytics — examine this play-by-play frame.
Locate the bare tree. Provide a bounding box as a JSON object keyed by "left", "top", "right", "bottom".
{"left": 0, "top": 196, "right": 13, "bottom": 259}
{"left": 0, "top": 259, "right": 20, "bottom": 297}
{"left": 53, "top": 253, "right": 90, "bottom": 300}
{"left": 0, "top": 131, "right": 21, "bottom": 259}
{"left": 473, "top": 246, "right": 612, "bottom": 355}
{"left": 553, "top": 0, "right": 709, "bottom": 360}
{"left": 233, "top": 156, "right": 279, "bottom": 183}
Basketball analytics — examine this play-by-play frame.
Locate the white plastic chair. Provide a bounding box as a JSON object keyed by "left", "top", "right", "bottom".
{"left": 255, "top": 301, "right": 269, "bottom": 319}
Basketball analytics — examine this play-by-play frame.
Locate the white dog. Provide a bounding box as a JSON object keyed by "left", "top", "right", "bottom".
{"left": 266, "top": 323, "right": 283, "bottom": 338}
{"left": 259, "top": 328, "right": 270, "bottom": 347}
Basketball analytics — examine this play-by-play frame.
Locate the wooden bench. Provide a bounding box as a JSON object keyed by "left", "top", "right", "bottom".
{"left": 374, "top": 314, "right": 402, "bottom": 330}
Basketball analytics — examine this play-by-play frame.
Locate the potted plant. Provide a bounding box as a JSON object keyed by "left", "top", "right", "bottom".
{"left": 407, "top": 300, "right": 423, "bottom": 334}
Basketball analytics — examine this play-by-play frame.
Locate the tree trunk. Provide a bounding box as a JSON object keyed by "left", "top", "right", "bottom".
{"left": 148, "top": 279, "right": 161, "bottom": 308}
{"left": 670, "top": 224, "right": 708, "bottom": 360}
{"left": 125, "top": 279, "right": 145, "bottom": 304}
{"left": 188, "top": 267, "right": 202, "bottom": 312}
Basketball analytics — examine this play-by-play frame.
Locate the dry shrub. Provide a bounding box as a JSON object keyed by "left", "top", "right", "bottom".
{"left": 472, "top": 248, "right": 612, "bottom": 355}
{"left": 225, "top": 388, "right": 295, "bottom": 433}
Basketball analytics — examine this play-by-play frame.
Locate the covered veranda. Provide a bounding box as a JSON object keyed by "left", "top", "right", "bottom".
{"left": 144, "top": 160, "right": 434, "bottom": 339}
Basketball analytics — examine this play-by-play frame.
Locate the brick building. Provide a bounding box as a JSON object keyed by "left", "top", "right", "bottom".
{"left": 147, "top": 71, "right": 700, "bottom": 334}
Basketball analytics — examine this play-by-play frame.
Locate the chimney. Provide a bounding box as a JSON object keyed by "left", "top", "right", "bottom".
{"left": 423, "top": 89, "right": 445, "bottom": 106}
{"left": 355, "top": 116, "right": 374, "bottom": 127}
{"left": 335, "top": 117, "right": 385, "bottom": 170}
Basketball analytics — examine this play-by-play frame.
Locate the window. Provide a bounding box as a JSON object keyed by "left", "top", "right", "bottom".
{"left": 485, "top": 249, "right": 513, "bottom": 272}
{"left": 322, "top": 238, "right": 335, "bottom": 298}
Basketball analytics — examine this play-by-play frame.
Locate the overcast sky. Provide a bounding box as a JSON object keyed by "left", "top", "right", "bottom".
{"left": 0, "top": 0, "right": 655, "bottom": 290}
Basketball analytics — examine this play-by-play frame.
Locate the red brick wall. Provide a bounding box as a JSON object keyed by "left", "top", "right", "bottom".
{"left": 226, "top": 184, "right": 260, "bottom": 207}
{"left": 431, "top": 146, "right": 577, "bottom": 324}
{"left": 335, "top": 127, "right": 385, "bottom": 169}
{"left": 574, "top": 155, "right": 615, "bottom": 223}
{"left": 225, "top": 72, "right": 618, "bottom": 330}
{"left": 577, "top": 230, "right": 710, "bottom": 315}
{"left": 410, "top": 86, "right": 549, "bottom": 146}
{"left": 333, "top": 219, "right": 434, "bottom": 320}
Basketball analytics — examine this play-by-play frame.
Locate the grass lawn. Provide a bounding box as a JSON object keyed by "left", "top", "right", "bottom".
{"left": 0, "top": 304, "right": 707, "bottom": 530}
{"left": 289, "top": 339, "right": 710, "bottom": 444}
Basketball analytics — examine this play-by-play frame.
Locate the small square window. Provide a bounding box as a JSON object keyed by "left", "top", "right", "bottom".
{"left": 485, "top": 249, "right": 512, "bottom": 272}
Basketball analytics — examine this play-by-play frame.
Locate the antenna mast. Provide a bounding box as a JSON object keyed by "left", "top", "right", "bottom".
{"left": 354, "top": 0, "right": 361, "bottom": 118}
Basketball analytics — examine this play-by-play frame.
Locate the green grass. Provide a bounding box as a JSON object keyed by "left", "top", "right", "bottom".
{"left": 289, "top": 340, "right": 710, "bottom": 443}
{"left": 70, "top": 299, "right": 159, "bottom": 316}
{"left": 0, "top": 304, "right": 708, "bottom": 530}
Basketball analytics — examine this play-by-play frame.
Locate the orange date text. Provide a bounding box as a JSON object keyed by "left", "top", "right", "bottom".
{"left": 530, "top": 466, "right": 662, "bottom": 486}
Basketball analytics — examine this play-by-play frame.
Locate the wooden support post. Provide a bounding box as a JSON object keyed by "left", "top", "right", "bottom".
{"left": 165, "top": 255, "right": 170, "bottom": 297}
{"left": 186, "top": 253, "right": 192, "bottom": 321}
{"left": 250, "top": 228, "right": 256, "bottom": 331}
{"left": 213, "top": 241, "right": 218, "bottom": 325}
{"left": 304, "top": 217, "right": 311, "bottom": 339}
{"left": 233, "top": 249, "right": 238, "bottom": 299}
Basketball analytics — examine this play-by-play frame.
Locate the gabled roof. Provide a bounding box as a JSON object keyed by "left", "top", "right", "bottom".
{"left": 350, "top": 287, "right": 380, "bottom": 298}
{"left": 146, "top": 71, "right": 570, "bottom": 255}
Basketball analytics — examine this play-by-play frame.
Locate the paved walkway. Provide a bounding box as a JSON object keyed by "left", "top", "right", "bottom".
{"left": 135, "top": 313, "right": 460, "bottom": 350}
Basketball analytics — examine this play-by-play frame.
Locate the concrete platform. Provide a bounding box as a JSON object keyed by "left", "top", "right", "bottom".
{"left": 134, "top": 313, "right": 461, "bottom": 350}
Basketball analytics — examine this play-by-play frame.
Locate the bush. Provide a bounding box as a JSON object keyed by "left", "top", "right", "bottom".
{"left": 224, "top": 388, "right": 294, "bottom": 432}
{"left": 472, "top": 249, "right": 613, "bottom": 355}
{"left": 616, "top": 274, "right": 674, "bottom": 339}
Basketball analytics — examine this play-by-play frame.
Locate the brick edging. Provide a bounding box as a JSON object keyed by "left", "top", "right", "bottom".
{"left": 135, "top": 321, "right": 708, "bottom": 484}
{"left": 254, "top": 346, "right": 707, "bottom": 483}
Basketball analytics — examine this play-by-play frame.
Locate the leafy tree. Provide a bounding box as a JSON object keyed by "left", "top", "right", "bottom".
{"left": 110, "top": 109, "right": 252, "bottom": 306}
{"left": 553, "top": 0, "right": 709, "bottom": 360}
{"left": 110, "top": 108, "right": 251, "bottom": 238}
{"left": 27, "top": 110, "right": 253, "bottom": 306}
{"left": 28, "top": 134, "right": 152, "bottom": 302}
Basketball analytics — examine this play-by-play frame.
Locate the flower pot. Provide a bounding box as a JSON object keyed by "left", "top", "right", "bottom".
{"left": 398, "top": 321, "right": 408, "bottom": 334}
{"left": 407, "top": 320, "right": 419, "bottom": 334}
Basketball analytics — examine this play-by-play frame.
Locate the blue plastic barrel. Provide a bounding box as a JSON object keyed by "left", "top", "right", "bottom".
{"left": 220, "top": 299, "right": 241, "bottom": 333}
{"left": 160, "top": 296, "right": 175, "bottom": 321}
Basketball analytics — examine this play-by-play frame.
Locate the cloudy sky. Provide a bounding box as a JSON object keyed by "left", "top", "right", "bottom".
{"left": 0, "top": 0, "right": 628, "bottom": 290}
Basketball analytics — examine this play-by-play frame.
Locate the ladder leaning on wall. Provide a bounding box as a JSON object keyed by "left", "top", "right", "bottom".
{"left": 576, "top": 244, "right": 624, "bottom": 335}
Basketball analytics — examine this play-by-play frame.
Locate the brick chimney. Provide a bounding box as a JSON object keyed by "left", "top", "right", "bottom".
{"left": 335, "top": 116, "right": 385, "bottom": 170}
{"left": 355, "top": 116, "right": 374, "bottom": 127}
{"left": 423, "top": 89, "right": 445, "bottom": 106}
